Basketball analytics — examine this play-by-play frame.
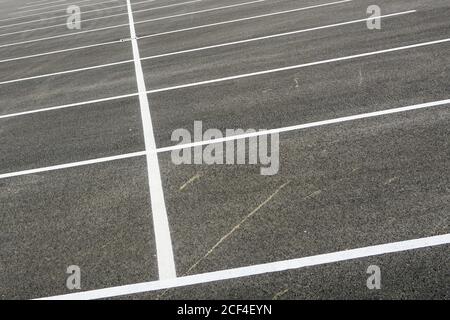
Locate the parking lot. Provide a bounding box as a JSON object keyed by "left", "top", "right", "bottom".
{"left": 0, "top": 0, "right": 448, "bottom": 299}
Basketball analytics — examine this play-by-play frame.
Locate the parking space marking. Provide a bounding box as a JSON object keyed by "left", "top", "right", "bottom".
{"left": 126, "top": 0, "right": 177, "bottom": 280}
{"left": 37, "top": 234, "right": 450, "bottom": 300}
{"left": 137, "top": 0, "right": 352, "bottom": 40}
{"left": 0, "top": 10, "right": 416, "bottom": 86}
{"left": 19, "top": 0, "right": 67, "bottom": 10}
{"left": 147, "top": 38, "right": 450, "bottom": 94}
{"left": 0, "top": 92, "right": 138, "bottom": 119}
{"left": 0, "top": 151, "right": 147, "bottom": 179}
{"left": 1, "top": 99, "right": 448, "bottom": 179}
{"left": 0, "top": 0, "right": 202, "bottom": 38}
{"left": 156, "top": 99, "right": 450, "bottom": 152}
{"left": 0, "top": 39, "right": 123, "bottom": 64}
{"left": 0, "top": 0, "right": 154, "bottom": 28}
{"left": 139, "top": 10, "right": 415, "bottom": 61}
{"left": 11, "top": 0, "right": 119, "bottom": 16}
{"left": 0, "top": 0, "right": 264, "bottom": 48}
{"left": 0, "top": 59, "right": 133, "bottom": 85}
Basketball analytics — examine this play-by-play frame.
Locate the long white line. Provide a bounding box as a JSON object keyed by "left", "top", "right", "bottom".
{"left": 0, "top": 39, "right": 124, "bottom": 64}
{"left": 0, "top": 92, "right": 138, "bottom": 120}
{"left": 126, "top": 0, "right": 176, "bottom": 281}
{"left": 0, "top": 59, "right": 133, "bottom": 85}
{"left": 36, "top": 234, "right": 450, "bottom": 299}
{"left": 156, "top": 99, "right": 450, "bottom": 153}
{"left": 147, "top": 38, "right": 450, "bottom": 94}
{"left": 0, "top": 99, "right": 448, "bottom": 179}
{"left": 0, "top": 23, "right": 128, "bottom": 49}
{"left": 0, "top": 10, "right": 413, "bottom": 85}
{"left": 0, "top": 0, "right": 202, "bottom": 38}
{"left": 0, "top": 151, "right": 147, "bottom": 180}
{"left": 137, "top": 0, "right": 352, "bottom": 40}
{"left": 0, "top": 0, "right": 263, "bottom": 48}
{"left": 0, "top": 0, "right": 154, "bottom": 28}
{"left": 140, "top": 10, "right": 416, "bottom": 61}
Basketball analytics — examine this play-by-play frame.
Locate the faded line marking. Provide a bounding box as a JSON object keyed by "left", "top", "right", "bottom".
{"left": 185, "top": 181, "right": 291, "bottom": 274}
{"left": 179, "top": 174, "right": 201, "bottom": 191}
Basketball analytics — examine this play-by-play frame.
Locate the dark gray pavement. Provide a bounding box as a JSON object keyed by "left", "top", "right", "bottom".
{"left": 0, "top": 0, "right": 448, "bottom": 299}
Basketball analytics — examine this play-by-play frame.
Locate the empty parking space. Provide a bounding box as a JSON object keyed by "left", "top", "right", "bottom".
{"left": 0, "top": 156, "right": 159, "bottom": 300}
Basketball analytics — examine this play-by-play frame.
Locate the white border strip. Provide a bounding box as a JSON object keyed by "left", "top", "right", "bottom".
{"left": 126, "top": 0, "right": 176, "bottom": 280}
{"left": 36, "top": 233, "right": 450, "bottom": 300}
{"left": 0, "top": 99, "right": 448, "bottom": 179}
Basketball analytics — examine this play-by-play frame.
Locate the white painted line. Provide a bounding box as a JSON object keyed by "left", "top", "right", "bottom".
{"left": 0, "top": 151, "right": 146, "bottom": 180}
{"left": 0, "top": 10, "right": 412, "bottom": 85}
{"left": 22, "top": 0, "right": 66, "bottom": 7}
{"left": 19, "top": 0, "right": 66, "bottom": 9}
{"left": 147, "top": 38, "right": 450, "bottom": 94}
{"left": 134, "top": 0, "right": 266, "bottom": 26}
{"left": 0, "top": 0, "right": 202, "bottom": 38}
{"left": 0, "top": 59, "right": 133, "bottom": 85}
{"left": 141, "top": 10, "right": 416, "bottom": 61}
{"left": 0, "top": 0, "right": 262, "bottom": 48}
{"left": 0, "top": 92, "right": 138, "bottom": 120}
{"left": 36, "top": 234, "right": 450, "bottom": 300}
{"left": 0, "top": 39, "right": 123, "bottom": 64}
{"left": 0, "top": 23, "right": 128, "bottom": 49}
{"left": 0, "top": 0, "right": 349, "bottom": 61}
{"left": 13, "top": 0, "right": 119, "bottom": 15}
{"left": 137, "top": 0, "right": 353, "bottom": 40}
{"left": 126, "top": 0, "right": 177, "bottom": 280}
{"left": 1, "top": 99, "right": 448, "bottom": 178}
{"left": 0, "top": 0, "right": 155, "bottom": 24}
{"left": 156, "top": 99, "right": 450, "bottom": 153}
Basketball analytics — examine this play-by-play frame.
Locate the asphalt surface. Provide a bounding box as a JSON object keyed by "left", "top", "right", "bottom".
{"left": 0, "top": 0, "right": 448, "bottom": 300}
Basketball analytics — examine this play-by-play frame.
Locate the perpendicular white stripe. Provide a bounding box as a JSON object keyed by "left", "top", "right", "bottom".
{"left": 0, "top": 0, "right": 202, "bottom": 38}
{"left": 141, "top": 10, "right": 416, "bottom": 61}
{"left": 147, "top": 38, "right": 450, "bottom": 94}
{"left": 0, "top": 0, "right": 154, "bottom": 28}
{"left": 156, "top": 99, "right": 450, "bottom": 153}
{"left": 126, "top": 0, "right": 177, "bottom": 280}
{"left": 138, "top": 0, "right": 353, "bottom": 40}
{"left": 0, "top": 10, "right": 414, "bottom": 85}
{"left": 0, "top": 92, "right": 138, "bottom": 120}
{"left": 1, "top": 99, "right": 448, "bottom": 179}
{"left": 0, "top": 59, "right": 133, "bottom": 85}
{"left": 36, "top": 233, "right": 450, "bottom": 300}
{"left": 0, "top": 151, "right": 146, "bottom": 180}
